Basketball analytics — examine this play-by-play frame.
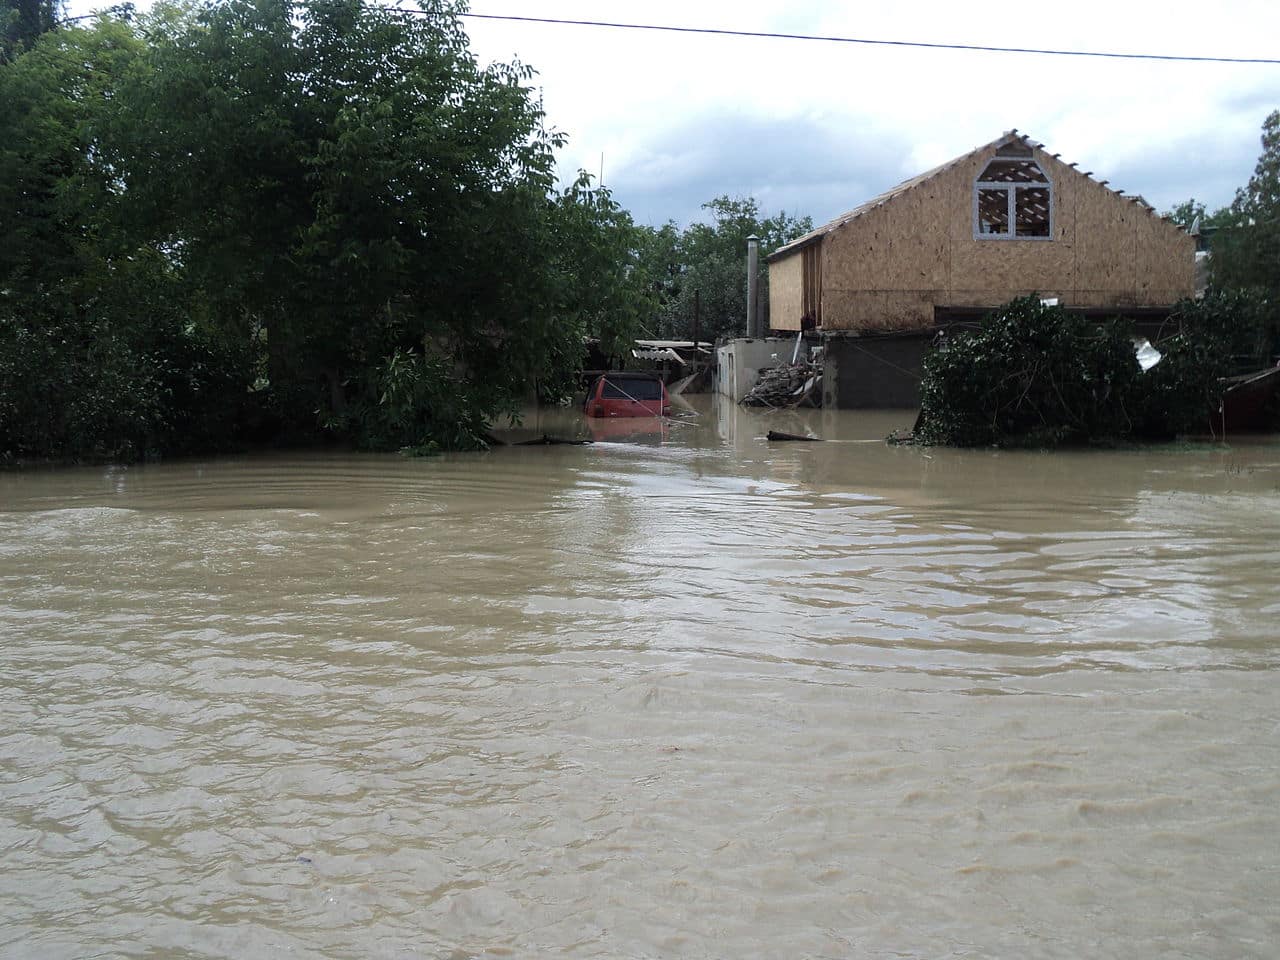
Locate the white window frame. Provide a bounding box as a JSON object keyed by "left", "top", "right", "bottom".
{"left": 973, "top": 164, "right": 1053, "bottom": 241}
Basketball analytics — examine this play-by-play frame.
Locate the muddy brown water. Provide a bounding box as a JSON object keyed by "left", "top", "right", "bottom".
{"left": 2, "top": 397, "right": 1278, "bottom": 958}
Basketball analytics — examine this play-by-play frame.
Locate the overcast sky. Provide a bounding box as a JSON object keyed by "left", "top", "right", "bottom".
{"left": 64, "top": 0, "right": 1280, "bottom": 230}
{"left": 460, "top": 0, "right": 1280, "bottom": 229}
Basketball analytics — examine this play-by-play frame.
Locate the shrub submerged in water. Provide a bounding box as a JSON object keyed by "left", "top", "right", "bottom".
{"left": 914, "top": 295, "right": 1237, "bottom": 448}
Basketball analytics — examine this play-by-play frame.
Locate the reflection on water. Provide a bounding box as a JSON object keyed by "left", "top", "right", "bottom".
{"left": 2, "top": 395, "right": 1279, "bottom": 958}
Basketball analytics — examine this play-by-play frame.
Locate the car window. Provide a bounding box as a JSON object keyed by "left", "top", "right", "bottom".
{"left": 601, "top": 378, "right": 662, "bottom": 400}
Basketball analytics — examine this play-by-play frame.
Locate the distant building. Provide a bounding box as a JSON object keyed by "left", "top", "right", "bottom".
{"left": 767, "top": 131, "right": 1195, "bottom": 407}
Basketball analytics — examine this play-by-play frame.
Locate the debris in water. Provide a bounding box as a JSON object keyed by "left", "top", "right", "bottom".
{"left": 740, "top": 361, "right": 822, "bottom": 408}
{"left": 514, "top": 434, "right": 592, "bottom": 446}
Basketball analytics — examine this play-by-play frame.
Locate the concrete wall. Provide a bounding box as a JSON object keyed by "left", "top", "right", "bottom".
{"left": 769, "top": 142, "right": 1195, "bottom": 334}
{"left": 715, "top": 338, "right": 794, "bottom": 402}
{"left": 822, "top": 334, "right": 932, "bottom": 409}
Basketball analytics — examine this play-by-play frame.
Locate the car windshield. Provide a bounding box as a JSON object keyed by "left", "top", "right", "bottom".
{"left": 601, "top": 377, "right": 662, "bottom": 400}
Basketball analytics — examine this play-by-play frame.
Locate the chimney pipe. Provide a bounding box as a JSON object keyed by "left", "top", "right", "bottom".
{"left": 746, "top": 234, "right": 760, "bottom": 338}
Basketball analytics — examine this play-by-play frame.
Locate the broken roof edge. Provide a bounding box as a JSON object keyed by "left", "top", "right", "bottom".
{"left": 766, "top": 129, "right": 1187, "bottom": 262}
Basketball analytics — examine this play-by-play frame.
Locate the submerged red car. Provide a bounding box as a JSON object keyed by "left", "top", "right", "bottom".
{"left": 583, "top": 372, "right": 671, "bottom": 418}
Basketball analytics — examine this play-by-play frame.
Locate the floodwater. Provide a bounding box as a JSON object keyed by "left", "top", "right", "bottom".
{"left": 2, "top": 396, "right": 1279, "bottom": 959}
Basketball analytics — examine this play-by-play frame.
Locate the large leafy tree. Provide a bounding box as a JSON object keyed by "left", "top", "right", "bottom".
{"left": 549, "top": 173, "right": 653, "bottom": 370}
{"left": 116, "top": 0, "right": 586, "bottom": 447}
{"left": 1213, "top": 110, "right": 1280, "bottom": 299}
{"left": 1, "top": 0, "right": 652, "bottom": 460}
{"left": 1172, "top": 112, "right": 1280, "bottom": 369}
{"left": 0, "top": 13, "right": 139, "bottom": 294}
{"left": 2, "top": 0, "right": 60, "bottom": 62}
{"left": 0, "top": 14, "right": 246, "bottom": 462}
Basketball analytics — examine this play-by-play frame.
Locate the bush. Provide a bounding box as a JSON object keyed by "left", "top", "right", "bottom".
{"left": 0, "top": 281, "right": 252, "bottom": 463}
{"left": 915, "top": 297, "right": 1142, "bottom": 447}
{"left": 915, "top": 294, "right": 1252, "bottom": 448}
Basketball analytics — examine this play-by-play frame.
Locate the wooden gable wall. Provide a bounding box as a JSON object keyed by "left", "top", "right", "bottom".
{"left": 769, "top": 141, "right": 1195, "bottom": 334}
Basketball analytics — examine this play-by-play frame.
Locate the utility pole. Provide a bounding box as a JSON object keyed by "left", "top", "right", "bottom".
{"left": 746, "top": 234, "right": 759, "bottom": 338}
{"left": 693, "top": 288, "right": 700, "bottom": 348}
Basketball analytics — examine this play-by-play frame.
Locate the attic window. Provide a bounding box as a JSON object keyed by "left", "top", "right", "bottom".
{"left": 974, "top": 158, "right": 1052, "bottom": 240}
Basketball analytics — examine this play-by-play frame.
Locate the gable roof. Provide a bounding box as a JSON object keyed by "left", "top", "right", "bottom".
{"left": 766, "top": 130, "right": 1178, "bottom": 262}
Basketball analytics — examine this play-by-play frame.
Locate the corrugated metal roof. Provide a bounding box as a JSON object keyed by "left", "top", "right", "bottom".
{"left": 633, "top": 340, "right": 713, "bottom": 350}
{"left": 632, "top": 347, "right": 686, "bottom": 364}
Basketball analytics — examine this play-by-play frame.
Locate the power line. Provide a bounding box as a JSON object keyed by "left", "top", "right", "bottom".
{"left": 51, "top": 6, "right": 1280, "bottom": 66}
{"left": 457, "top": 12, "right": 1280, "bottom": 66}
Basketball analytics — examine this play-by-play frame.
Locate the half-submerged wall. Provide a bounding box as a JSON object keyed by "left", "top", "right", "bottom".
{"left": 715, "top": 338, "right": 793, "bottom": 402}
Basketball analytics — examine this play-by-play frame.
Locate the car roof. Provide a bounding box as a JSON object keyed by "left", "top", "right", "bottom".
{"left": 594, "top": 371, "right": 663, "bottom": 381}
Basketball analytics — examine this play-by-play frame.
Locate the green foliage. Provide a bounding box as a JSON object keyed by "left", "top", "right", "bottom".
{"left": 1, "top": 0, "right": 650, "bottom": 460}
{"left": 1212, "top": 110, "right": 1280, "bottom": 301}
{"left": 550, "top": 172, "right": 653, "bottom": 364}
{"left": 1163, "top": 197, "right": 1232, "bottom": 232}
{"left": 1177, "top": 287, "right": 1277, "bottom": 369}
{"left": 639, "top": 196, "right": 812, "bottom": 341}
{"left": 1123, "top": 293, "right": 1271, "bottom": 439}
{"left": 0, "top": 14, "right": 253, "bottom": 463}
{"left": 0, "top": 259, "right": 252, "bottom": 462}
{"left": 0, "top": 15, "right": 141, "bottom": 293}
{"left": 2, "top": 0, "right": 61, "bottom": 62}
{"left": 340, "top": 347, "right": 489, "bottom": 453}
{"left": 1129, "top": 335, "right": 1224, "bottom": 441}
{"left": 1165, "top": 198, "right": 1206, "bottom": 230}
{"left": 917, "top": 297, "right": 1143, "bottom": 448}
{"left": 915, "top": 295, "right": 1252, "bottom": 448}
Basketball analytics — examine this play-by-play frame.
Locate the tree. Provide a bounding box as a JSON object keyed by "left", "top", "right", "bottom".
{"left": 1164, "top": 198, "right": 1231, "bottom": 232}
{"left": 2, "top": 0, "right": 61, "bottom": 62}
{"left": 1175, "top": 111, "right": 1280, "bottom": 370}
{"left": 1213, "top": 110, "right": 1280, "bottom": 299}
{"left": 0, "top": 15, "right": 246, "bottom": 462}
{"left": 1, "top": 0, "right": 653, "bottom": 460}
{"left": 641, "top": 196, "right": 812, "bottom": 342}
{"left": 547, "top": 173, "right": 653, "bottom": 376}
{"left": 115, "top": 0, "right": 622, "bottom": 450}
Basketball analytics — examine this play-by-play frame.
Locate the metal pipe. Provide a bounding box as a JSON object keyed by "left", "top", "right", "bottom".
{"left": 693, "top": 288, "right": 700, "bottom": 348}
{"left": 746, "top": 234, "right": 760, "bottom": 338}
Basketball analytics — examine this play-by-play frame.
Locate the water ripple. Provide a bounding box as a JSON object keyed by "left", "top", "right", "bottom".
{"left": 2, "top": 407, "right": 1279, "bottom": 957}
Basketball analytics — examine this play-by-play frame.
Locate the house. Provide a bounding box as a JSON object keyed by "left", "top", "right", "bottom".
{"left": 767, "top": 131, "right": 1195, "bottom": 408}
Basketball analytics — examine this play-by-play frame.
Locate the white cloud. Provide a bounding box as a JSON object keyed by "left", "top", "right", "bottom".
{"left": 464, "top": 0, "right": 1280, "bottom": 223}
{"left": 59, "top": 0, "right": 1280, "bottom": 224}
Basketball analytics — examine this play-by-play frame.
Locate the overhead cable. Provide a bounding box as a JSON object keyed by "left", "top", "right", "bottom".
{"left": 52, "top": 6, "right": 1280, "bottom": 66}
{"left": 456, "top": 12, "right": 1280, "bottom": 66}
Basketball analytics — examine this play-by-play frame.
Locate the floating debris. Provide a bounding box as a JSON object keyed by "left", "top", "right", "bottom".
{"left": 739, "top": 362, "right": 822, "bottom": 408}
{"left": 514, "top": 435, "right": 592, "bottom": 446}
{"left": 767, "top": 430, "right": 821, "bottom": 442}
